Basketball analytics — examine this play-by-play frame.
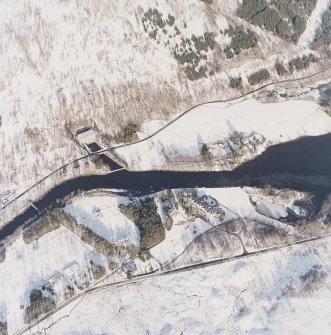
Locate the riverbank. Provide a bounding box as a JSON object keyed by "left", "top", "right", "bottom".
{"left": 1, "top": 132, "right": 331, "bottom": 243}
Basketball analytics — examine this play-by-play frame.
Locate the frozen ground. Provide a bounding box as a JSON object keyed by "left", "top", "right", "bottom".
{"left": 1, "top": 1, "right": 331, "bottom": 333}
{"left": 30, "top": 235, "right": 331, "bottom": 335}
{"left": 1, "top": 0, "right": 329, "bottom": 210}
{"left": 150, "top": 187, "right": 295, "bottom": 266}
{"left": 65, "top": 193, "right": 140, "bottom": 247}
{"left": 115, "top": 99, "right": 331, "bottom": 170}
{"left": 0, "top": 186, "right": 330, "bottom": 334}
{"left": 0, "top": 227, "right": 98, "bottom": 334}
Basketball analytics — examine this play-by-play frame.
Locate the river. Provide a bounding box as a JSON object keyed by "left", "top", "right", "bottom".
{"left": 1, "top": 133, "right": 331, "bottom": 241}
{"left": 319, "top": 82, "right": 331, "bottom": 107}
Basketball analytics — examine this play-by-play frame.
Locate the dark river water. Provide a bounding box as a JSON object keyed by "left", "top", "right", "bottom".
{"left": 1, "top": 133, "right": 331, "bottom": 241}
{"left": 319, "top": 82, "right": 331, "bottom": 107}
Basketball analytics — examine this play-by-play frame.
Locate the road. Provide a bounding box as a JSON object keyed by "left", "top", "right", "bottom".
{"left": 1, "top": 67, "right": 328, "bottom": 217}
{"left": 14, "top": 231, "right": 331, "bottom": 335}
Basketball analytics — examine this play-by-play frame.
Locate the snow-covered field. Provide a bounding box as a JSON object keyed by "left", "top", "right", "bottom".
{"left": 0, "top": 193, "right": 141, "bottom": 334}
{"left": 1, "top": 0, "right": 331, "bottom": 333}
{"left": 150, "top": 187, "right": 295, "bottom": 266}
{"left": 30, "top": 235, "right": 331, "bottom": 335}
{"left": 0, "top": 0, "right": 329, "bottom": 210}
{"left": 0, "top": 227, "right": 98, "bottom": 334}
{"left": 150, "top": 214, "right": 213, "bottom": 266}
{"left": 65, "top": 193, "right": 140, "bottom": 247}
{"left": 0, "top": 185, "right": 330, "bottom": 334}
{"left": 115, "top": 99, "right": 331, "bottom": 171}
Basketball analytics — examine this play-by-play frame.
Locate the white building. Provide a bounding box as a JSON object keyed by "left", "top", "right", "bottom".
{"left": 63, "top": 263, "right": 80, "bottom": 279}
{"left": 75, "top": 127, "right": 96, "bottom": 145}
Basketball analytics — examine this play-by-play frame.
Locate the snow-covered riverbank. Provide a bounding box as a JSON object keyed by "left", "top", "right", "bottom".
{"left": 115, "top": 99, "right": 331, "bottom": 171}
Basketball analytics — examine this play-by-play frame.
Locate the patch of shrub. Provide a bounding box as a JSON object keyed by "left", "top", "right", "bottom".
{"left": 288, "top": 53, "right": 318, "bottom": 72}
{"left": 167, "top": 14, "right": 175, "bottom": 26}
{"left": 64, "top": 285, "right": 75, "bottom": 300}
{"left": 101, "top": 123, "right": 140, "bottom": 145}
{"left": 174, "top": 26, "right": 181, "bottom": 35}
{"left": 248, "top": 69, "right": 270, "bottom": 85}
{"left": 184, "top": 64, "right": 208, "bottom": 81}
{"left": 191, "top": 32, "right": 216, "bottom": 52}
{"left": 237, "top": 0, "right": 317, "bottom": 42}
{"left": 142, "top": 8, "right": 216, "bottom": 81}
{"left": 161, "top": 189, "right": 175, "bottom": 202}
{"left": 108, "top": 261, "right": 119, "bottom": 270}
{"left": 224, "top": 26, "right": 257, "bottom": 58}
{"left": 275, "top": 19, "right": 291, "bottom": 40}
{"left": 224, "top": 48, "right": 234, "bottom": 59}
{"left": 251, "top": 7, "right": 282, "bottom": 32}
{"left": 84, "top": 222, "right": 134, "bottom": 257}
{"left": 90, "top": 155, "right": 104, "bottom": 169}
{"left": 173, "top": 44, "right": 203, "bottom": 65}
{"left": 237, "top": 0, "right": 267, "bottom": 20}
{"left": 142, "top": 8, "right": 176, "bottom": 39}
{"left": 119, "top": 198, "right": 165, "bottom": 250}
{"left": 75, "top": 279, "right": 89, "bottom": 291}
{"left": 0, "top": 244, "right": 5, "bottom": 263}
{"left": 23, "top": 210, "right": 62, "bottom": 244}
{"left": 149, "top": 30, "right": 157, "bottom": 39}
{"left": 172, "top": 33, "right": 215, "bottom": 81}
{"left": 165, "top": 217, "right": 174, "bottom": 231}
{"left": 313, "top": 3, "right": 331, "bottom": 46}
{"left": 142, "top": 8, "right": 167, "bottom": 30}
{"left": 113, "top": 123, "right": 139, "bottom": 143}
{"left": 24, "top": 289, "right": 55, "bottom": 324}
{"left": 292, "top": 15, "right": 306, "bottom": 41}
{"left": 272, "top": 0, "right": 317, "bottom": 18}
{"left": 324, "top": 212, "right": 331, "bottom": 224}
{"left": 0, "top": 321, "right": 7, "bottom": 335}
{"left": 80, "top": 226, "right": 117, "bottom": 256}
{"left": 90, "top": 261, "right": 106, "bottom": 280}
{"left": 229, "top": 76, "right": 243, "bottom": 89}
{"left": 275, "top": 62, "right": 288, "bottom": 76}
{"left": 299, "top": 264, "right": 327, "bottom": 294}
{"left": 201, "top": 143, "right": 212, "bottom": 160}
{"left": 160, "top": 190, "right": 175, "bottom": 230}
{"left": 53, "top": 208, "right": 77, "bottom": 231}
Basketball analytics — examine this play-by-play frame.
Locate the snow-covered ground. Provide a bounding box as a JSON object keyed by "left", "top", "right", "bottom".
{"left": 150, "top": 187, "right": 295, "bottom": 266}
{"left": 30, "top": 235, "right": 331, "bottom": 335}
{"left": 0, "top": 186, "right": 329, "bottom": 333}
{"left": 0, "top": 227, "right": 99, "bottom": 334}
{"left": 150, "top": 214, "right": 213, "bottom": 266}
{"left": 245, "top": 187, "right": 309, "bottom": 217}
{"left": 0, "top": 0, "right": 328, "bottom": 212}
{"left": 0, "top": 194, "right": 141, "bottom": 334}
{"left": 299, "top": 0, "right": 331, "bottom": 47}
{"left": 1, "top": 1, "right": 331, "bottom": 333}
{"left": 115, "top": 99, "right": 331, "bottom": 171}
{"left": 65, "top": 193, "right": 140, "bottom": 247}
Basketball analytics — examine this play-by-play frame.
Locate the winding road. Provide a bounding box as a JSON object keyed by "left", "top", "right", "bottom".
{"left": 1, "top": 67, "right": 328, "bottom": 217}
{"left": 2, "top": 66, "right": 330, "bottom": 334}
